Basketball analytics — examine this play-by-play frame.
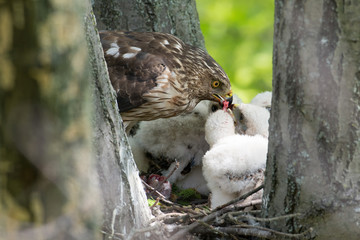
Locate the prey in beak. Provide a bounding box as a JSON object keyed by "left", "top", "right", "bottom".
{"left": 212, "top": 92, "right": 237, "bottom": 123}
{"left": 213, "top": 91, "right": 234, "bottom": 110}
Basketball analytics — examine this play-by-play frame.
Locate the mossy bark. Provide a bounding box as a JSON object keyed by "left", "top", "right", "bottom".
{"left": 263, "top": 0, "right": 360, "bottom": 239}
{"left": 1, "top": 0, "right": 207, "bottom": 239}
{"left": 0, "top": 0, "right": 101, "bottom": 239}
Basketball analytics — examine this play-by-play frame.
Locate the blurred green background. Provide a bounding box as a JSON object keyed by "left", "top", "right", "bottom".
{"left": 196, "top": 0, "right": 274, "bottom": 102}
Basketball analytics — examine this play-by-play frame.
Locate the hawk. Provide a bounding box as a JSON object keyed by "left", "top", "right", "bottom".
{"left": 100, "top": 31, "right": 233, "bottom": 132}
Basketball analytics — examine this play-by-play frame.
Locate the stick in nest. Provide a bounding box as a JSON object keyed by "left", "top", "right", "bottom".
{"left": 152, "top": 161, "right": 180, "bottom": 192}
{"left": 170, "top": 184, "right": 265, "bottom": 239}
{"left": 212, "top": 184, "right": 264, "bottom": 212}
{"left": 142, "top": 179, "right": 184, "bottom": 208}
{"left": 221, "top": 224, "right": 313, "bottom": 239}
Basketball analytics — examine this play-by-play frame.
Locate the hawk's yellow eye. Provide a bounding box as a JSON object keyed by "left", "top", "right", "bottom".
{"left": 212, "top": 80, "right": 220, "bottom": 88}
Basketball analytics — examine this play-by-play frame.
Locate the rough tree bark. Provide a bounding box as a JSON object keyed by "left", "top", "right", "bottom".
{"left": 263, "top": 0, "right": 360, "bottom": 239}
{"left": 93, "top": 0, "right": 205, "bottom": 49}
{"left": 0, "top": 0, "right": 101, "bottom": 239}
{"left": 1, "top": 0, "right": 208, "bottom": 239}
{"left": 90, "top": 0, "right": 206, "bottom": 238}
{"left": 85, "top": 7, "right": 154, "bottom": 240}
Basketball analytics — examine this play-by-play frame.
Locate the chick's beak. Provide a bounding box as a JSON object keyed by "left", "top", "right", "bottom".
{"left": 225, "top": 91, "right": 233, "bottom": 105}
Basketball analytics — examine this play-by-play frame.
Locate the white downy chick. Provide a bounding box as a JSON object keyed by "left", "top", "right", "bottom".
{"left": 204, "top": 109, "right": 236, "bottom": 148}
{"left": 129, "top": 100, "right": 212, "bottom": 184}
{"left": 203, "top": 107, "right": 269, "bottom": 209}
{"left": 233, "top": 91, "right": 271, "bottom": 137}
{"left": 234, "top": 103, "right": 270, "bottom": 138}
{"left": 175, "top": 165, "right": 210, "bottom": 195}
{"left": 129, "top": 95, "right": 242, "bottom": 196}
{"left": 173, "top": 95, "right": 242, "bottom": 195}
{"left": 250, "top": 91, "right": 272, "bottom": 109}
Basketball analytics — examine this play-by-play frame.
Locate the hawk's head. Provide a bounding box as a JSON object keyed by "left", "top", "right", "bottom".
{"left": 100, "top": 31, "right": 233, "bottom": 130}
{"left": 179, "top": 45, "right": 233, "bottom": 108}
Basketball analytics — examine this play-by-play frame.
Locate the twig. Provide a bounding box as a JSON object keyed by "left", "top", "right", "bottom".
{"left": 101, "top": 230, "right": 124, "bottom": 240}
{"left": 150, "top": 197, "right": 160, "bottom": 209}
{"left": 229, "top": 234, "right": 241, "bottom": 240}
{"left": 237, "top": 224, "right": 312, "bottom": 239}
{"left": 171, "top": 205, "right": 204, "bottom": 216}
{"left": 142, "top": 180, "right": 167, "bottom": 199}
{"left": 159, "top": 197, "right": 184, "bottom": 207}
{"left": 238, "top": 199, "right": 262, "bottom": 208}
{"left": 150, "top": 212, "right": 188, "bottom": 223}
{"left": 234, "top": 212, "right": 303, "bottom": 222}
{"left": 212, "top": 184, "right": 264, "bottom": 212}
{"left": 209, "top": 226, "right": 272, "bottom": 239}
{"left": 192, "top": 224, "right": 271, "bottom": 239}
{"left": 142, "top": 179, "right": 187, "bottom": 208}
{"left": 162, "top": 161, "right": 180, "bottom": 183}
{"left": 153, "top": 161, "right": 179, "bottom": 192}
{"left": 226, "top": 213, "right": 240, "bottom": 225}
{"left": 197, "top": 220, "right": 230, "bottom": 237}
{"left": 244, "top": 209, "right": 262, "bottom": 215}
{"left": 169, "top": 203, "right": 233, "bottom": 239}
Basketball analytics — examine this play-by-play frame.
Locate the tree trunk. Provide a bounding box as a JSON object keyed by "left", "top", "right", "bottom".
{"left": 93, "top": 0, "right": 205, "bottom": 49}
{"left": 90, "top": 0, "right": 206, "bottom": 238}
{"left": 263, "top": 0, "right": 360, "bottom": 239}
{"left": 1, "top": 0, "right": 208, "bottom": 239}
{"left": 85, "top": 8, "right": 154, "bottom": 239}
{"left": 0, "top": 1, "right": 101, "bottom": 239}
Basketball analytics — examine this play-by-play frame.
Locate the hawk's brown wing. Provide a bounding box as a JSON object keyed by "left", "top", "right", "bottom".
{"left": 100, "top": 31, "right": 170, "bottom": 112}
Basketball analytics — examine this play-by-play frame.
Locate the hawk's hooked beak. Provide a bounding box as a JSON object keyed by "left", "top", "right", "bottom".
{"left": 213, "top": 91, "right": 233, "bottom": 107}
{"left": 213, "top": 91, "right": 236, "bottom": 123}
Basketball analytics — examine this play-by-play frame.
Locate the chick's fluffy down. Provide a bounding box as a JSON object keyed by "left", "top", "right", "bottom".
{"left": 202, "top": 134, "right": 268, "bottom": 196}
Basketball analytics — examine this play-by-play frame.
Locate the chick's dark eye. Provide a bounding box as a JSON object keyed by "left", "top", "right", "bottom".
{"left": 211, "top": 104, "right": 219, "bottom": 112}
{"left": 239, "top": 113, "right": 244, "bottom": 122}
{"left": 211, "top": 80, "right": 220, "bottom": 88}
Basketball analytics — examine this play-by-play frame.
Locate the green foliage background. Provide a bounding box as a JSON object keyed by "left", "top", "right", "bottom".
{"left": 196, "top": 0, "right": 274, "bottom": 102}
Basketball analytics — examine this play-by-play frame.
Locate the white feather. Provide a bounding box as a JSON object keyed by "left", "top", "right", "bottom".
{"left": 123, "top": 52, "right": 136, "bottom": 59}
{"left": 106, "top": 46, "right": 120, "bottom": 58}
{"left": 130, "top": 46, "right": 141, "bottom": 52}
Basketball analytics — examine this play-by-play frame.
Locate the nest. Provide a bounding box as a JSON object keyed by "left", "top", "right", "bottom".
{"left": 143, "top": 183, "right": 311, "bottom": 240}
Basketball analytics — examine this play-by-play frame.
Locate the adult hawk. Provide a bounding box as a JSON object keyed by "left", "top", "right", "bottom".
{"left": 100, "top": 31, "right": 233, "bottom": 132}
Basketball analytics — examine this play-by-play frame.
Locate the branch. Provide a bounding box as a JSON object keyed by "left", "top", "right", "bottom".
{"left": 150, "top": 212, "right": 188, "bottom": 223}
{"left": 169, "top": 203, "right": 233, "bottom": 239}
{"left": 211, "top": 226, "right": 272, "bottom": 239}
{"left": 235, "top": 224, "right": 313, "bottom": 239}
{"left": 234, "top": 212, "right": 303, "bottom": 222}
{"left": 197, "top": 220, "right": 231, "bottom": 238}
{"left": 192, "top": 223, "right": 312, "bottom": 239}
